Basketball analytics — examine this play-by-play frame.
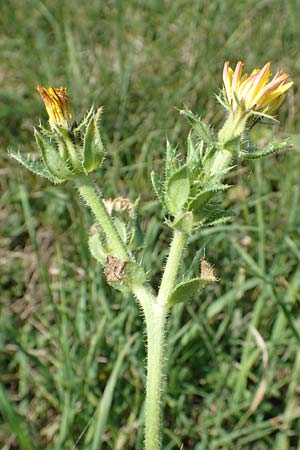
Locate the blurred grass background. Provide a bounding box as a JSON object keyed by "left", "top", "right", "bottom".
{"left": 1, "top": 0, "right": 300, "bottom": 449}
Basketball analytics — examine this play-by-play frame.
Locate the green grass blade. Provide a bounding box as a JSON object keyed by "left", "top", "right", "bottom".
{"left": 88, "top": 336, "right": 136, "bottom": 450}
{"left": 0, "top": 383, "right": 39, "bottom": 450}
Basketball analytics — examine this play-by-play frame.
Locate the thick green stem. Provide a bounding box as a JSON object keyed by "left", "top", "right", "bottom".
{"left": 134, "top": 230, "right": 186, "bottom": 450}
{"left": 207, "top": 110, "right": 249, "bottom": 178}
{"left": 75, "top": 177, "right": 129, "bottom": 261}
{"left": 132, "top": 284, "right": 167, "bottom": 450}
{"left": 157, "top": 229, "right": 186, "bottom": 307}
{"left": 144, "top": 303, "right": 167, "bottom": 450}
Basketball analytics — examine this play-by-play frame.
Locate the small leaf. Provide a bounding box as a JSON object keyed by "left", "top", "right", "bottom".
{"left": 168, "top": 278, "right": 212, "bottom": 307}
{"left": 189, "top": 184, "right": 230, "bottom": 212}
{"left": 179, "top": 109, "right": 214, "bottom": 144}
{"left": 165, "top": 165, "right": 190, "bottom": 215}
{"left": 10, "top": 151, "right": 62, "bottom": 183}
{"left": 124, "top": 262, "right": 146, "bottom": 286}
{"left": 187, "top": 132, "right": 202, "bottom": 166}
{"left": 35, "top": 130, "right": 74, "bottom": 180}
{"left": 240, "top": 141, "right": 291, "bottom": 159}
{"left": 83, "top": 107, "right": 104, "bottom": 173}
{"left": 151, "top": 171, "right": 166, "bottom": 208}
{"left": 74, "top": 105, "right": 95, "bottom": 134}
{"left": 88, "top": 231, "right": 107, "bottom": 265}
{"left": 113, "top": 217, "right": 127, "bottom": 244}
{"left": 165, "top": 139, "right": 177, "bottom": 179}
{"left": 57, "top": 129, "right": 82, "bottom": 172}
{"left": 128, "top": 199, "right": 144, "bottom": 247}
{"left": 172, "top": 212, "right": 193, "bottom": 234}
{"left": 203, "top": 212, "right": 235, "bottom": 227}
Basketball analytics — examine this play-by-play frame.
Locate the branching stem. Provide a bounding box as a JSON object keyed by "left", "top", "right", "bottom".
{"left": 76, "top": 178, "right": 187, "bottom": 450}
{"left": 137, "top": 229, "right": 187, "bottom": 450}
{"left": 75, "top": 176, "right": 129, "bottom": 261}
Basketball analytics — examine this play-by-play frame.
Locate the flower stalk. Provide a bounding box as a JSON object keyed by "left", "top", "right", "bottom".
{"left": 75, "top": 177, "right": 129, "bottom": 261}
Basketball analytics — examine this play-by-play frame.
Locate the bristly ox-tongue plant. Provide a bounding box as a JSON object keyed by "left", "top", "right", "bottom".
{"left": 11, "top": 61, "right": 293, "bottom": 450}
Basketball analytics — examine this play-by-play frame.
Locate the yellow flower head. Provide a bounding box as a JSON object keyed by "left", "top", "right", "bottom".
{"left": 222, "top": 61, "right": 293, "bottom": 116}
{"left": 37, "top": 86, "right": 73, "bottom": 130}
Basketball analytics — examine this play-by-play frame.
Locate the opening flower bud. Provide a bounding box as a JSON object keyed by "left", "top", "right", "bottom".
{"left": 218, "top": 61, "right": 293, "bottom": 145}
{"left": 222, "top": 61, "right": 293, "bottom": 116}
{"left": 37, "top": 86, "right": 73, "bottom": 130}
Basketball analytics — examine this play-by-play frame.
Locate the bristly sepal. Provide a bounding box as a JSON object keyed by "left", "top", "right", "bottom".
{"left": 34, "top": 129, "right": 75, "bottom": 180}
{"left": 83, "top": 107, "right": 105, "bottom": 174}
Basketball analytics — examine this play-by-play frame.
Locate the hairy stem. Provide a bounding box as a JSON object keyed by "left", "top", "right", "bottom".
{"left": 157, "top": 229, "right": 186, "bottom": 307}
{"left": 144, "top": 303, "right": 167, "bottom": 450}
{"left": 135, "top": 229, "right": 186, "bottom": 450}
{"left": 75, "top": 177, "right": 129, "bottom": 261}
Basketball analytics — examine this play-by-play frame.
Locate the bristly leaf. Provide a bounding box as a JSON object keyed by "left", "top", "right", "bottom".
{"left": 128, "top": 199, "right": 144, "bottom": 248}
{"left": 9, "top": 151, "right": 62, "bottom": 183}
{"left": 151, "top": 171, "right": 167, "bottom": 208}
{"left": 240, "top": 141, "right": 291, "bottom": 159}
{"left": 203, "top": 212, "right": 235, "bottom": 227}
{"left": 187, "top": 132, "right": 202, "bottom": 166}
{"left": 171, "top": 211, "right": 194, "bottom": 234}
{"left": 179, "top": 109, "right": 215, "bottom": 144}
{"left": 189, "top": 184, "right": 231, "bottom": 212}
{"left": 74, "top": 105, "right": 95, "bottom": 134}
{"left": 88, "top": 230, "right": 107, "bottom": 265}
{"left": 165, "top": 139, "right": 178, "bottom": 179}
{"left": 83, "top": 107, "right": 104, "bottom": 173}
{"left": 167, "top": 277, "right": 213, "bottom": 307}
{"left": 35, "top": 130, "right": 74, "bottom": 180}
{"left": 165, "top": 165, "right": 190, "bottom": 215}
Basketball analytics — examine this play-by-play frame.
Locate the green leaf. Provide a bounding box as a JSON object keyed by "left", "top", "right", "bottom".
{"left": 167, "top": 278, "right": 212, "bottom": 307}
{"left": 187, "top": 131, "right": 203, "bottom": 166}
{"left": 113, "top": 217, "right": 127, "bottom": 244}
{"left": 172, "top": 211, "right": 193, "bottom": 234}
{"left": 124, "top": 262, "right": 147, "bottom": 286}
{"left": 0, "top": 383, "right": 39, "bottom": 450}
{"left": 83, "top": 107, "right": 104, "bottom": 173}
{"left": 88, "top": 231, "right": 106, "bottom": 265}
{"left": 179, "top": 109, "right": 214, "bottom": 144}
{"left": 57, "top": 128, "right": 82, "bottom": 172}
{"left": 87, "top": 339, "right": 134, "bottom": 450}
{"left": 240, "top": 141, "right": 291, "bottom": 159}
{"left": 203, "top": 212, "right": 235, "bottom": 227}
{"left": 128, "top": 199, "right": 144, "bottom": 247}
{"left": 35, "top": 130, "right": 74, "bottom": 180}
{"left": 189, "top": 184, "right": 230, "bottom": 212}
{"left": 10, "top": 151, "right": 62, "bottom": 183}
{"left": 165, "top": 139, "right": 178, "bottom": 180}
{"left": 151, "top": 171, "right": 166, "bottom": 208}
{"left": 74, "top": 105, "right": 95, "bottom": 134}
{"left": 165, "top": 165, "right": 190, "bottom": 215}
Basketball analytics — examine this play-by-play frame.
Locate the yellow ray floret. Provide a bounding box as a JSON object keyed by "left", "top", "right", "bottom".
{"left": 37, "top": 86, "right": 73, "bottom": 129}
{"left": 222, "top": 61, "right": 293, "bottom": 115}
